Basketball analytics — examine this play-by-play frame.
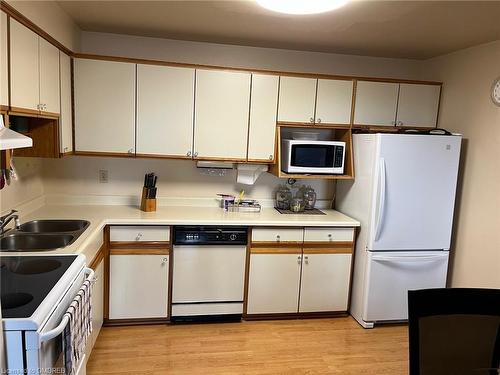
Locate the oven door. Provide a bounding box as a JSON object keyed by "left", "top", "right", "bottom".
{"left": 24, "top": 268, "right": 92, "bottom": 375}
{"left": 287, "top": 143, "right": 344, "bottom": 174}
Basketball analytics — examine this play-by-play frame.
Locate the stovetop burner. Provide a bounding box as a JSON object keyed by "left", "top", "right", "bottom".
{"left": 0, "top": 255, "right": 77, "bottom": 319}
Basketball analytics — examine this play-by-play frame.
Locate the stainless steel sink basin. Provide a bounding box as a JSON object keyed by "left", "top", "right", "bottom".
{"left": 0, "top": 233, "right": 75, "bottom": 252}
{"left": 18, "top": 220, "right": 90, "bottom": 233}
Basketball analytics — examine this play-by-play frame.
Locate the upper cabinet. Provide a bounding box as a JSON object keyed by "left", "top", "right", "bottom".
{"left": 396, "top": 83, "right": 441, "bottom": 127}
{"left": 354, "top": 81, "right": 441, "bottom": 128}
{"left": 278, "top": 76, "right": 353, "bottom": 126}
{"left": 278, "top": 76, "right": 316, "bottom": 124}
{"left": 194, "top": 69, "right": 251, "bottom": 160}
{"left": 38, "top": 38, "right": 60, "bottom": 114}
{"left": 247, "top": 74, "right": 279, "bottom": 162}
{"left": 353, "top": 81, "right": 399, "bottom": 126}
{"left": 74, "top": 58, "right": 136, "bottom": 155}
{"left": 9, "top": 19, "right": 60, "bottom": 115}
{"left": 0, "top": 12, "right": 8, "bottom": 108}
{"left": 10, "top": 19, "right": 39, "bottom": 113}
{"left": 136, "top": 64, "right": 195, "bottom": 158}
{"left": 59, "top": 52, "right": 73, "bottom": 154}
{"left": 315, "top": 79, "right": 353, "bottom": 125}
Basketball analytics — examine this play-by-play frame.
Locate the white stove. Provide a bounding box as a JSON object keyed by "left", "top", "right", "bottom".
{"left": 1, "top": 254, "right": 92, "bottom": 374}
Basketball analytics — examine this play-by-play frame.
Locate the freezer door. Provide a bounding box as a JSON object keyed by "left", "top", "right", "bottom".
{"left": 369, "top": 134, "right": 461, "bottom": 251}
{"left": 363, "top": 251, "right": 449, "bottom": 322}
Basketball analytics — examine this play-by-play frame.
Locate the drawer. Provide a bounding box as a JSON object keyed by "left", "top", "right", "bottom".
{"left": 304, "top": 227, "right": 354, "bottom": 242}
{"left": 252, "top": 228, "right": 303, "bottom": 243}
{"left": 110, "top": 226, "right": 170, "bottom": 242}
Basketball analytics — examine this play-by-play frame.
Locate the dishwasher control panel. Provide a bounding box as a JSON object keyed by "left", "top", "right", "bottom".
{"left": 173, "top": 226, "right": 248, "bottom": 245}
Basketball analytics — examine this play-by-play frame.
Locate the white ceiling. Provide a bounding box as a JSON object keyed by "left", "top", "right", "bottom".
{"left": 56, "top": 0, "right": 500, "bottom": 60}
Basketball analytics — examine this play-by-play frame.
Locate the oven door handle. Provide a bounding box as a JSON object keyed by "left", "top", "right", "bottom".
{"left": 39, "top": 267, "right": 94, "bottom": 343}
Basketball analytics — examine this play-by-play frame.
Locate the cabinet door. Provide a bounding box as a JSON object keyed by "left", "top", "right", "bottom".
{"left": 74, "top": 59, "right": 136, "bottom": 154}
{"left": 315, "top": 79, "right": 353, "bottom": 125}
{"left": 278, "top": 76, "right": 317, "bottom": 124}
{"left": 136, "top": 64, "right": 195, "bottom": 157}
{"left": 9, "top": 19, "right": 39, "bottom": 112}
{"left": 247, "top": 74, "right": 279, "bottom": 161}
{"left": 353, "top": 81, "right": 399, "bottom": 126}
{"left": 396, "top": 83, "right": 440, "bottom": 127}
{"left": 39, "top": 38, "right": 60, "bottom": 114}
{"left": 59, "top": 52, "right": 72, "bottom": 154}
{"left": 246, "top": 253, "right": 301, "bottom": 314}
{"left": 194, "top": 69, "right": 250, "bottom": 160}
{"left": 91, "top": 259, "right": 104, "bottom": 348}
{"left": 109, "top": 254, "right": 169, "bottom": 319}
{"left": 299, "top": 253, "right": 352, "bottom": 312}
{"left": 0, "top": 12, "right": 8, "bottom": 107}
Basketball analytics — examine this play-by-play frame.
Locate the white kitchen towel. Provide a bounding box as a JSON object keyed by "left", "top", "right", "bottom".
{"left": 64, "top": 278, "right": 93, "bottom": 375}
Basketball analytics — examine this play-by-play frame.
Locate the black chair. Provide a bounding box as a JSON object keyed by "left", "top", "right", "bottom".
{"left": 408, "top": 288, "right": 500, "bottom": 375}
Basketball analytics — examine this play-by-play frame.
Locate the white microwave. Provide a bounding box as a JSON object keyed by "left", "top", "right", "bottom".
{"left": 281, "top": 139, "right": 346, "bottom": 174}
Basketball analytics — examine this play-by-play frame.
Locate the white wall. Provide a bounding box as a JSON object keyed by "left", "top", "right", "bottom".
{"left": 41, "top": 156, "right": 334, "bottom": 204}
{"left": 0, "top": 158, "right": 44, "bottom": 214}
{"left": 6, "top": 0, "right": 81, "bottom": 51}
{"left": 424, "top": 40, "right": 500, "bottom": 288}
{"left": 80, "top": 31, "right": 423, "bottom": 79}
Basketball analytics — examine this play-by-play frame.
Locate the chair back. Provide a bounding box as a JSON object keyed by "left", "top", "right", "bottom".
{"left": 408, "top": 288, "right": 500, "bottom": 375}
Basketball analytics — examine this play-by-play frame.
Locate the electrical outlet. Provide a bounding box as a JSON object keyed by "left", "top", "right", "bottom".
{"left": 99, "top": 170, "right": 108, "bottom": 183}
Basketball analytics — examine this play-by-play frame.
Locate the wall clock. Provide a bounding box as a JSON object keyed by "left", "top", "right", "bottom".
{"left": 492, "top": 76, "right": 500, "bottom": 107}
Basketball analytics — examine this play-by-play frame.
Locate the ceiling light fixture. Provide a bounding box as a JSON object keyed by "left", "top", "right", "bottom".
{"left": 256, "top": 0, "right": 349, "bottom": 15}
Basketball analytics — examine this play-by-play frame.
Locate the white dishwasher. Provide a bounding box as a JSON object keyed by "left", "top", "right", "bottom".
{"left": 172, "top": 226, "right": 247, "bottom": 322}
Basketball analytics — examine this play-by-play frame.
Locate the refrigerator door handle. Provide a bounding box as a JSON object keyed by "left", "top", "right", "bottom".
{"left": 372, "top": 255, "right": 447, "bottom": 263}
{"left": 374, "top": 157, "right": 386, "bottom": 241}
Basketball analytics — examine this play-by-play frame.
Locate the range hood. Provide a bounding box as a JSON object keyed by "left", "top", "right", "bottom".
{"left": 0, "top": 116, "right": 32, "bottom": 150}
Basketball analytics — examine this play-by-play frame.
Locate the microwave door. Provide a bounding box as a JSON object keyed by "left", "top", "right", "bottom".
{"left": 288, "top": 144, "right": 344, "bottom": 174}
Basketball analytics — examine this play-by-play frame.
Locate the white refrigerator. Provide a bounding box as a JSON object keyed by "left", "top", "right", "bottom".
{"left": 336, "top": 133, "right": 461, "bottom": 328}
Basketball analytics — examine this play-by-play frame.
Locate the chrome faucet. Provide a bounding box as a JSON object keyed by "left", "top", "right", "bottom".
{"left": 0, "top": 210, "right": 21, "bottom": 234}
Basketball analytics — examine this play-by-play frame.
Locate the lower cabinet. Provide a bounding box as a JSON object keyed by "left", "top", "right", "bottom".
{"left": 246, "top": 253, "right": 302, "bottom": 314}
{"left": 109, "top": 254, "right": 169, "bottom": 319}
{"left": 298, "top": 253, "right": 352, "bottom": 312}
{"left": 246, "top": 227, "right": 355, "bottom": 316}
{"left": 91, "top": 259, "right": 104, "bottom": 344}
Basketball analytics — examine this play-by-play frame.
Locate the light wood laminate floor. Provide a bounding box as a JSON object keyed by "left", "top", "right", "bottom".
{"left": 87, "top": 317, "right": 408, "bottom": 374}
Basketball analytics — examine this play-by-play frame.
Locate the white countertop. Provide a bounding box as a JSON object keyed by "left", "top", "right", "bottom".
{"left": 6, "top": 204, "right": 360, "bottom": 263}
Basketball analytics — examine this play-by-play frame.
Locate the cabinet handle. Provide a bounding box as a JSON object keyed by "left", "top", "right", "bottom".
{"left": 36, "top": 104, "right": 41, "bottom": 110}
{"left": 194, "top": 152, "right": 198, "bottom": 157}
{"left": 63, "top": 147, "right": 68, "bottom": 152}
{"left": 304, "top": 256, "right": 309, "bottom": 264}
{"left": 161, "top": 257, "right": 168, "bottom": 264}
{"left": 276, "top": 234, "right": 281, "bottom": 242}
{"left": 128, "top": 148, "right": 134, "bottom": 154}
{"left": 135, "top": 233, "right": 142, "bottom": 241}
{"left": 187, "top": 151, "right": 191, "bottom": 157}
{"left": 269, "top": 154, "right": 273, "bottom": 160}
{"left": 309, "top": 117, "right": 314, "bottom": 123}
{"left": 297, "top": 255, "right": 302, "bottom": 264}
{"left": 397, "top": 121, "right": 403, "bottom": 126}
{"left": 317, "top": 118, "right": 322, "bottom": 124}
{"left": 92, "top": 276, "right": 99, "bottom": 284}
{"left": 328, "top": 233, "right": 333, "bottom": 241}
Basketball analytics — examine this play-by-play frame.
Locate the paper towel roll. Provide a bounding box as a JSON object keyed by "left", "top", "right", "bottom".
{"left": 236, "top": 164, "right": 268, "bottom": 185}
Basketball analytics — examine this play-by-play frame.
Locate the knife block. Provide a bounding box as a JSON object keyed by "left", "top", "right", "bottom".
{"left": 140, "top": 187, "right": 157, "bottom": 212}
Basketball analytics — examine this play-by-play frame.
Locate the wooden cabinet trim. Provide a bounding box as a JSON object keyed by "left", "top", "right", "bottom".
{"left": 251, "top": 241, "right": 303, "bottom": 248}
{"left": 89, "top": 244, "right": 105, "bottom": 270}
{"left": 110, "top": 248, "right": 169, "bottom": 255}
{"left": 250, "top": 247, "right": 302, "bottom": 255}
{"left": 303, "top": 247, "right": 353, "bottom": 254}
{"left": 73, "top": 151, "right": 135, "bottom": 158}
{"left": 109, "top": 240, "right": 170, "bottom": 255}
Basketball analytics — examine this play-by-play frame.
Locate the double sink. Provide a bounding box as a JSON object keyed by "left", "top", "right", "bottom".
{"left": 0, "top": 220, "right": 90, "bottom": 252}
